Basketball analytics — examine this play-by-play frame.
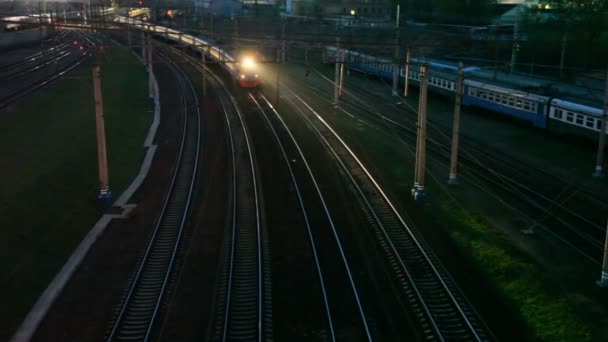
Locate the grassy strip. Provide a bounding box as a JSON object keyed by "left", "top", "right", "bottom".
{"left": 0, "top": 47, "right": 150, "bottom": 341}
{"left": 438, "top": 202, "right": 592, "bottom": 342}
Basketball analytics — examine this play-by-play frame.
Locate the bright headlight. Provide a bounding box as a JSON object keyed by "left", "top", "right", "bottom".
{"left": 241, "top": 57, "right": 255, "bottom": 69}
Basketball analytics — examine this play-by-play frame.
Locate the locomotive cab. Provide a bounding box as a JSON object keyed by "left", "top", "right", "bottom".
{"left": 238, "top": 56, "right": 260, "bottom": 88}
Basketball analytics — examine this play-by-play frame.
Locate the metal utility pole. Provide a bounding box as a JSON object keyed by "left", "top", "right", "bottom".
{"left": 599, "top": 219, "right": 608, "bottom": 287}
{"left": 392, "top": 4, "right": 400, "bottom": 96}
{"left": 234, "top": 15, "right": 239, "bottom": 51}
{"left": 334, "top": 37, "right": 340, "bottom": 106}
{"left": 201, "top": 47, "right": 207, "bottom": 97}
{"left": 339, "top": 49, "right": 345, "bottom": 96}
{"left": 127, "top": 24, "right": 132, "bottom": 48}
{"left": 510, "top": 13, "right": 520, "bottom": 74}
{"left": 147, "top": 33, "right": 154, "bottom": 100}
{"left": 449, "top": 62, "right": 464, "bottom": 185}
{"left": 559, "top": 32, "right": 567, "bottom": 78}
{"left": 141, "top": 32, "right": 147, "bottom": 67}
{"left": 412, "top": 64, "right": 429, "bottom": 201}
{"left": 492, "top": 25, "right": 499, "bottom": 81}
{"left": 92, "top": 64, "right": 111, "bottom": 207}
{"left": 276, "top": 48, "right": 281, "bottom": 106}
{"left": 404, "top": 48, "right": 410, "bottom": 97}
{"left": 281, "top": 19, "right": 286, "bottom": 63}
{"left": 593, "top": 69, "right": 608, "bottom": 177}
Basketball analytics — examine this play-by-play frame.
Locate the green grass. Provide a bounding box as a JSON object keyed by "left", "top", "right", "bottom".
{"left": 0, "top": 47, "right": 151, "bottom": 341}
{"left": 440, "top": 202, "right": 592, "bottom": 342}
{"left": 299, "top": 95, "right": 595, "bottom": 341}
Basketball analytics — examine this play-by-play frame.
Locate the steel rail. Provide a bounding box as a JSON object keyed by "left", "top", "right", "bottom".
{"left": 300, "top": 69, "right": 606, "bottom": 257}
{"left": 106, "top": 56, "right": 201, "bottom": 341}
{"left": 250, "top": 92, "right": 345, "bottom": 340}
{"left": 180, "top": 50, "right": 268, "bottom": 341}
{"left": 281, "top": 84, "right": 491, "bottom": 341}
{"left": 253, "top": 92, "right": 375, "bottom": 340}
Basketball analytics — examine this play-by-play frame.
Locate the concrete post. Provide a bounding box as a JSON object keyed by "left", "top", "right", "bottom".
{"left": 92, "top": 64, "right": 111, "bottom": 207}
{"left": 334, "top": 38, "right": 340, "bottom": 106}
{"left": 202, "top": 47, "right": 207, "bottom": 97}
{"left": 281, "top": 20, "right": 286, "bottom": 63}
{"left": 559, "top": 33, "right": 567, "bottom": 78}
{"left": 147, "top": 34, "right": 154, "bottom": 100}
{"left": 141, "top": 31, "right": 147, "bottom": 66}
{"left": 599, "top": 219, "right": 608, "bottom": 287}
{"left": 392, "top": 4, "right": 400, "bottom": 96}
{"left": 339, "top": 49, "right": 345, "bottom": 96}
{"left": 449, "top": 62, "right": 464, "bottom": 184}
{"left": 412, "top": 64, "right": 428, "bottom": 201}
{"left": 593, "top": 69, "right": 608, "bottom": 177}
{"left": 404, "top": 48, "right": 410, "bottom": 97}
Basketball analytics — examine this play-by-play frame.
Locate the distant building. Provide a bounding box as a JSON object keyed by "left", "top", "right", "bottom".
{"left": 290, "top": 0, "right": 391, "bottom": 18}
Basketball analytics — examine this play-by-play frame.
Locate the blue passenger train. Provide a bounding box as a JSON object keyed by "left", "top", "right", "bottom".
{"left": 325, "top": 46, "right": 604, "bottom": 140}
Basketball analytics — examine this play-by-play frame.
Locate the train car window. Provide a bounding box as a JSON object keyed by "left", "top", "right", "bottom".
{"left": 530, "top": 103, "right": 537, "bottom": 112}
{"left": 576, "top": 114, "right": 584, "bottom": 125}
{"left": 586, "top": 118, "right": 595, "bottom": 128}
{"left": 597, "top": 120, "right": 603, "bottom": 130}
{"left": 555, "top": 109, "right": 563, "bottom": 119}
{"left": 566, "top": 112, "right": 574, "bottom": 122}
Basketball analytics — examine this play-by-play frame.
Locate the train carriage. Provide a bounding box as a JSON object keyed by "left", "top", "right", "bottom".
{"left": 117, "top": 16, "right": 260, "bottom": 88}
{"left": 548, "top": 99, "right": 605, "bottom": 140}
{"left": 462, "top": 80, "right": 550, "bottom": 128}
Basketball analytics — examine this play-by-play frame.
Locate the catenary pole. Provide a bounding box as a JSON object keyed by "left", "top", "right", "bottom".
{"left": 339, "top": 49, "right": 345, "bottom": 96}
{"left": 334, "top": 37, "right": 340, "bottom": 105}
{"left": 413, "top": 64, "right": 428, "bottom": 201}
{"left": 147, "top": 32, "right": 154, "bottom": 100}
{"left": 404, "top": 47, "right": 410, "bottom": 97}
{"left": 141, "top": 31, "right": 147, "bottom": 67}
{"left": 92, "top": 64, "right": 111, "bottom": 207}
{"left": 599, "top": 219, "right": 608, "bottom": 287}
{"left": 449, "top": 62, "right": 464, "bottom": 184}
{"left": 392, "top": 4, "right": 400, "bottom": 96}
{"left": 593, "top": 69, "right": 608, "bottom": 177}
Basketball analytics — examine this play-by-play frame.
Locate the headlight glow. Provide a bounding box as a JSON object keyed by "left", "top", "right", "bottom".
{"left": 241, "top": 57, "right": 255, "bottom": 69}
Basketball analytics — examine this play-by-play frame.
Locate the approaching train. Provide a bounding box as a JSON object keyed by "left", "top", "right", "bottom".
{"left": 326, "top": 47, "right": 604, "bottom": 141}
{"left": 116, "top": 16, "right": 260, "bottom": 88}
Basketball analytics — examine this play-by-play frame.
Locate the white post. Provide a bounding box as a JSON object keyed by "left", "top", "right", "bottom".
{"left": 404, "top": 48, "right": 410, "bottom": 97}
{"left": 593, "top": 69, "right": 608, "bottom": 177}
{"left": 392, "top": 4, "right": 400, "bottom": 96}
{"left": 599, "top": 219, "right": 608, "bottom": 287}
{"left": 92, "top": 64, "right": 111, "bottom": 206}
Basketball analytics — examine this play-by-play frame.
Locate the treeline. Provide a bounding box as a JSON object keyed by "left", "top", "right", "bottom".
{"left": 396, "top": 0, "right": 496, "bottom": 25}
{"left": 518, "top": 0, "right": 608, "bottom": 72}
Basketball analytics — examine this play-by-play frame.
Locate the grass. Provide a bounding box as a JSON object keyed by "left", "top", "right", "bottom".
{"left": 440, "top": 202, "right": 592, "bottom": 342}
{"left": 292, "top": 89, "right": 596, "bottom": 341}
{"left": 0, "top": 47, "right": 151, "bottom": 341}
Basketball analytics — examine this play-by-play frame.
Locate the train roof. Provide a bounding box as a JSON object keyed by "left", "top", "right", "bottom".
{"left": 464, "top": 79, "right": 550, "bottom": 102}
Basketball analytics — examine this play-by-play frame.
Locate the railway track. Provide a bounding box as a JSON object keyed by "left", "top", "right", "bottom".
{"left": 249, "top": 92, "right": 376, "bottom": 340}
{"left": 106, "top": 57, "right": 201, "bottom": 341}
{"left": 338, "top": 76, "right": 608, "bottom": 263}
{"left": 176, "top": 51, "right": 272, "bottom": 342}
{"left": 296, "top": 66, "right": 607, "bottom": 264}
{"left": 279, "top": 84, "right": 493, "bottom": 341}
{"left": 0, "top": 30, "right": 91, "bottom": 110}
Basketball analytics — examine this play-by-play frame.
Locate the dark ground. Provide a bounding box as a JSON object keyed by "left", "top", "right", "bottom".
{"left": 31, "top": 58, "right": 183, "bottom": 342}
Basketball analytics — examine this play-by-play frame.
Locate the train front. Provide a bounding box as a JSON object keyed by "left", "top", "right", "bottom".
{"left": 238, "top": 56, "right": 260, "bottom": 88}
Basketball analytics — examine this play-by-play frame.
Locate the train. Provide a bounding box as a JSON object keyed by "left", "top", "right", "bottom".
{"left": 325, "top": 47, "right": 605, "bottom": 141}
{"left": 116, "top": 16, "right": 260, "bottom": 88}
